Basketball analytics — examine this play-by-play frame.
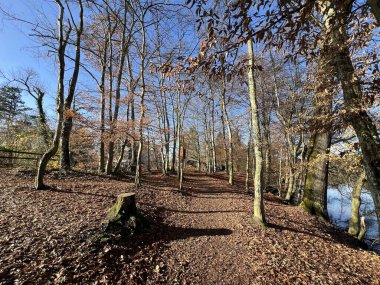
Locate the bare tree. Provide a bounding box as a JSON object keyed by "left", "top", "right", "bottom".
{"left": 35, "top": 0, "right": 70, "bottom": 189}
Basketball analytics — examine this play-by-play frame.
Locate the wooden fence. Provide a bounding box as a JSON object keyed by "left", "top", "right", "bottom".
{"left": 0, "top": 148, "right": 58, "bottom": 168}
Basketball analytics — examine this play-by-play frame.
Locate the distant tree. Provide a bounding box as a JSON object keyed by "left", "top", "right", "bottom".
{"left": 0, "top": 86, "right": 26, "bottom": 125}
{"left": 1, "top": 69, "right": 51, "bottom": 147}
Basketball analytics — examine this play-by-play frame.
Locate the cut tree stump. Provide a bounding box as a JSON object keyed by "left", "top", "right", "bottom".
{"left": 103, "top": 193, "right": 148, "bottom": 237}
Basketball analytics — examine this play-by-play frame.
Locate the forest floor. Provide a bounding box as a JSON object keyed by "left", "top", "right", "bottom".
{"left": 0, "top": 170, "right": 380, "bottom": 285}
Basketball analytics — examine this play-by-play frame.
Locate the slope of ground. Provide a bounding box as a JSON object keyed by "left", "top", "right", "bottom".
{"left": 0, "top": 170, "right": 379, "bottom": 285}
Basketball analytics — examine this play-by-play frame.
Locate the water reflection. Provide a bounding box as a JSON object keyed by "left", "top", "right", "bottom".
{"left": 328, "top": 185, "right": 379, "bottom": 252}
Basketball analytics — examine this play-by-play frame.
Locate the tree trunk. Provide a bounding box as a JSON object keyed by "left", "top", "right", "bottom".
{"left": 285, "top": 164, "right": 295, "bottom": 201}
{"left": 106, "top": 1, "right": 128, "bottom": 175}
{"left": 114, "top": 139, "right": 130, "bottom": 173}
{"left": 147, "top": 130, "right": 151, "bottom": 173}
{"left": 220, "top": 109, "right": 228, "bottom": 174}
{"left": 179, "top": 147, "right": 185, "bottom": 191}
{"left": 332, "top": 1, "right": 380, "bottom": 232}
{"left": 210, "top": 92, "right": 217, "bottom": 173}
{"left": 348, "top": 171, "right": 367, "bottom": 237}
{"left": 301, "top": 2, "right": 334, "bottom": 217}
{"left": 60, "top": 0, "right": 83, "bottom": 171}
{"left": 203, "top": 102, "right": 211, "bottom": 173}
{"left": 35, "top": 90, "right": 50, "bottom": 147}
{"left": 302, "top": 131, "right": 331, "bottom": 218}
{"left": 35, "top": 1, "right": 68, "bottom": 189}
{"left": 176, "top": 90, "right": 182, "bottom": 178}
{"left": 247, "top": 39, "right": 266, "bottom": 226}
{"left": 105, "top": 17, "right": 114, "bottom": 175}
{"left": 285, "top": 140, "right": 298, "bottom": 202}
{"left": 245, "top": 120, "right": 252, "bottom": 192}
{"left": 98, "top": 33, "right": 109, "bottom": 174}
{"left": 263, "top": 126, "right": 271, "bottom": 189}
{"left": 196, "top": 127, "right": 201, "bottom": 172}
{"left": 278, "top": 148, "right": 283, "bottom": 197}
{"left": 171, "top": 128, "right": 177, "bottom": 173}
{"left": 220, "top": 79, "right": 233, "bottom": 185}
{"left": 60, "top": 117, "right": 73, "bottom": 170}
{"left": 134, "top": 17, "right": 146, "bottom": 187}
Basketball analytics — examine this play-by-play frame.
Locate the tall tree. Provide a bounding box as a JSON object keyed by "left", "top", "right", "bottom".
{"left": 247, "top": 39, "right": 266, "bottom": 226}
{"left": 60, "top": 0, "right": 84, "bottom": 171}
{"left": 35, "top": 0, "right": 69, "bottom": 189}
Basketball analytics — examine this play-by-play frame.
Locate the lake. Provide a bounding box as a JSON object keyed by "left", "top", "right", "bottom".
{"left": 328, "top": 185, "right": 379, "bottom": 252}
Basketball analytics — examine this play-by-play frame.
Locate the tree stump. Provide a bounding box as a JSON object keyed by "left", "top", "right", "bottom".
{"left": 103, "top": 193, "right": 148, "bottom": 237}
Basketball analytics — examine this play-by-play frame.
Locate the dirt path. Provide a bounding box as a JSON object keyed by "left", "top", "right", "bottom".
{"left": 145, "top": 172, "right": 380, "bottom": 285}
{"left": 154, "top": 173, "right": 254, "bottom": 284}
{"left": 1, "top": 171, "right": 380, "bottom": 284}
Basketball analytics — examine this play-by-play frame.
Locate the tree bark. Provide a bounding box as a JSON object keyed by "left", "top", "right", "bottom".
{"left": 220, "top": 106, "right": 228, "bottom": 174}
{"left": 203, "top": 104, "right": 211, "bottom": 173}
{"left": 245, "top": 120, "right": 252, "bottom": 192}
{"left": 135, "top": 16, "right": 146, "bottom": 187}
{"left": 33, "top": 89, "right": 50, "bottom": 147}
{"left": 210, "top": 91, "right": 217, "bottom": 173}
{"left": 35, "top": 0, "right": 69, "bottom": 189}
{"left": 301, "top": 1, "right": 335, "bottom": 218}
{"left": 348, "top": 171, "right": 367, "bottom": 237}
{"left": 220, "top": 79, "right": 233, "bottom": 185}
{"left": 302, "top": 131, "right": 331, "bottom": 218}
{"left": 333, "top": 1, "right": 380, "bottom": 233}
{"left": 106, "top": 1, "right": 128, "bottom": 175}
{"left": 60, "top": 0, "right": 83, "bottom": 171}
{"left": 247, "top": 39, "right": 266, "bottom": 226}
{"left": 98, "top": 28, "right": 109, "bottom": 174}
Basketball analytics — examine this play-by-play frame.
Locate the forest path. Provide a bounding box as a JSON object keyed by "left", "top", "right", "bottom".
{"left": 151, "top": 172, "right": 255, "bottom": 284}
{"left": 142, "top": 172, "right": 380, "bottom": 285}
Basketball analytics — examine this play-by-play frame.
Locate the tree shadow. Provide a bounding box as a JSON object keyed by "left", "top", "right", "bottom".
{"left": 267, "top": 221, "right": 369, "bottom": 252}
{"left": 139, "top": 203, "right": 245, "bottom": 215}
{"left": 46, "top": 186, "right": 117, "bottom": 199}
{"left": 86, "top": 219, "right": 233, "bottom": 282}
{"left": 156, "top": 224, "right": 233, "bottom": 241}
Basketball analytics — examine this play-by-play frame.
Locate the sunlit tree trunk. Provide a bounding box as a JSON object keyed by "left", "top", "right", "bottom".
{"left": 348, "top": 171, "right": 366, "bottom": 237}
{"left": 245, "top": 120, "right": 252, "bottom": 192}
{"left": 135, "top": 17, "right": 147, "bottom": 187}
{"left": 106, "top": 1, "right": 128, "bottom": 175}
{"left": 263, "top": 126, "right": 271, "bottom": 189}
{"left": 285, "top": 141, "right": 298, "bottom": 202}
{"left": 147, "top": 129, "right": 151, "bottom": 173}
{"left": 220, "top": 79, "right": 233, "bottom": 185}
{"left": 210, "top": 91, "right": 217, "bottom": 173}
{"left": 220, "top": 107, "right": 228, "bottom": 173}
{"left": 302, "top": 127, "right": 331, "bottom": 217}
{"left": 98, "top": 33, "right": 109, "bottom": 174}
{"left": 301, "top": 0, "right": 334, "bottom": 218}
{"left": 171, "top": 96, "right": 177, "bottom": 173}
{"left": 333, "top": 0, "right": 380, "bottom": 231}
{"left": 60, "top": 0, "right": 83, "bottom": 171}
{"left": 247, "top": 39, "right": 266, "bottom": 225}
{"left": 176, "top": 90, "right": 182, "bottom": 178}
{"left": 203, "top": 100, "right": 211, "bottom": 173}
{"left": 35, "top": 0, "right": 69, "bottom": 189}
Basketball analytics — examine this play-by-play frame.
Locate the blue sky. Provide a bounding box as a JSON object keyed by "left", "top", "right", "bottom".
{"left": 0, "top": 1, "right": 58, "bottom": 111}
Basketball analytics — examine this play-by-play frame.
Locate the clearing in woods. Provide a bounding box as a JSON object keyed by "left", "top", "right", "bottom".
{"left": 1, "top": 171, "right": 380, "bottom": 284}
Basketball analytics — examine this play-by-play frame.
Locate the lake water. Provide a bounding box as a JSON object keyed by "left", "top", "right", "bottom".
{"left": 328, "top": 185, "right": 379, "bottom": 252}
